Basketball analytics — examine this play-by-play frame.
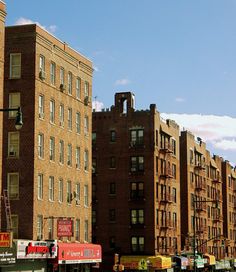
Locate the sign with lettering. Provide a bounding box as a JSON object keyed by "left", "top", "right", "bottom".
{"left": 0, "top": 232, "right": 12, "bottom": 248}
{"left": 17, "top": 240, "right": 57, "bottom": 259}
{"left": 57, "top": 219, "right": 73, "bottom": 237}
{"left": 0, "top": 246, "right": 16, "bottom": 264}
{"left": 58, "top": 243, "right": 102, "bottom": 264}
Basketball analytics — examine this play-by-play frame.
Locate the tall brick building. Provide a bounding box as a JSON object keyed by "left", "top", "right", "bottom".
{"left": 2, "top": 24, "right": 93, "bottom": 243}
{"left": 92, "top": 92, "right": 181, "bottom": 269}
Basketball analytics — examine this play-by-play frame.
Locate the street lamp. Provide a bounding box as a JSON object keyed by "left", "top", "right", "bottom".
{"left": 0, "top": 107, "right": 23, "bottom": 130}
{"left": 193, "top": 197, "right": 219, "bottom": 272}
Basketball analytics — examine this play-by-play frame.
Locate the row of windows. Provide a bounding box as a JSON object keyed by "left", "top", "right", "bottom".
{"left": 38, "top": 134, "right": 89, "bottom": 170}
{"left": 9, "top": 53, "right": 90, "bottom": 101}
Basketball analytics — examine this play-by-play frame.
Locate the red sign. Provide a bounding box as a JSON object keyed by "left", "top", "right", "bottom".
{"left": 0, "top": 232, "right": 12, "bottom": 247}
{"left": 57, "top": 219, "right": 73, "bottom": 237}
{"left": 58, "top": 243, "right": 102, "bottom": 264}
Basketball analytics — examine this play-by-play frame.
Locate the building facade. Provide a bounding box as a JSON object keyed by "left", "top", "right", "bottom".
{"left": 2, "top": 24, "right": 93, "bottom": 244}
{"left": 92, "top": 92, "right": 181, "bottom": 270}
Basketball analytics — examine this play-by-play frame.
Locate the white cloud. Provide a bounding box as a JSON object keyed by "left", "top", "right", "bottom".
{"left": 15, "top": 17, "right": 57, "bottom": 33}
{"left": 161, "top": 113, "right": 236, "bottom": 152}
{"left": 114, "top": 78, "right": 131, "bottom": 86}
{"left": 92, "top": 100, "right": 104, "bottom": 112}
{"left": 175, "top": 97, "right": 185, "bottom": 103}
{"left": 93, "top": 65, "right": 99, "bottom": 72}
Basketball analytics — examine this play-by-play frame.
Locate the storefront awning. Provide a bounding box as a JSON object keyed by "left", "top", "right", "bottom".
{"left": 57, "top": 243, "right": 102, "bottom": 264}
{"left": 147, "top": 255, "right": 172, "bottom": 269}
{"left": 203, "top": 253, "right": 216, "bottom": 265}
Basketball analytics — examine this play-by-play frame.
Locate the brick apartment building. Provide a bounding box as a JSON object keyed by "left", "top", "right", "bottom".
{"left": 0, "top": 23, "right": 103, "bottom": 270}
{"left": 92, "top": 92, "right": 181, "bottom": 269}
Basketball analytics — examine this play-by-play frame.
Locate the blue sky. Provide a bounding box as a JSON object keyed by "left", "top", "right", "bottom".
{"left": 4, "top": 0, "right": 236, "bottom": 164}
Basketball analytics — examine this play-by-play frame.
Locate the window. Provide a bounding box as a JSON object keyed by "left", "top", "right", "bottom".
{"left": 109, "top": 236, "right": 116, "bottom": 249}
{"left": 38, "top": 174, "right": 43, "bottom": 200}
{"left": 38, "top": 95, "right": 44, "bottom": 119}
{"left": 84, "top": 149, "right": 89, "bottom": 171}
{"left": 190, "top": 149, "right": 194, "bottom": 164}
{"left": 92, "top": 132, "right": 96, "bottom": 145}
{"left": 84, "top": 220, "right": 89, "bottom": 242}
{"left": 8, "top": 173, "right": 19, "bottom": 199}
{"left": 109, "top": 209, "right": 116, "bottom": 222}
{"left": 92, "top": 158, "right": 97, "bottom": 174}
{"left": 173, "top": 212, "right": 177, "bottom": 228}
{"left": 172, "top": 164, "right": 176, "bottom": 179}
{"left": 59, "top": 179, "right": 63, "bottom": 203}
{"left": 76, "top": 112, "right": 81, "bottom": 133}
{"left": 67, "top": 144, "right": 72, "bottom": 166}
{"left": 84, "top": 81, "right": 89, "bottom": 97}
{"left": 9, "top": 93, "right": 20, "bottom": 118}
{"left": 68, "top": 108, "right": 72, "bottom": 131}
{"left": 131, "top": 236, "right": 144, "bottom": 253}
{"left": 10, "top": 53, "right": 21, "bottom": 78}
{"left": 130, "top": 129, "right": 144, "bottom": 146}
{"left": 60, "top": 67, "right": 65, "bottom": 85}
{"left": 84, "top": 115, "right": 89, "bottom": 135}
{"left": 68, "top": 72, "right": 72, "bottom": 95}
{"left": 11, "top": 215, "right": 18, "bottom": 238}
{"left": 50, "top": 100, "right": 55, "bottom": 123}
{"left": 37, "top": 215, "right": 43, "bottom": 240}
{"left": 8, "top": 132, "right": 19, "bottom": 157}
{"left": 67, "top": 180, "right": 72, "bottom": 204}
{"left": 172, "top": 139, "right": 176, "bottom": 155}
{"left": 76, "top": 146, "right": 80, "bottom": 169}
{"left": 92, "top": 210, "right": 96, "bottom": 225}
{"left": 49, "top": 137, "right": 55, "bottom": 161}
{"left": 75, "top": 219, "right": 80, "bottom": 240}
{"left": 76, "top": 77, "right": 81, "bottom": 99}
{"left": 130, "top": 156, "right": 144, "bottom": 172}
{"left": 110, "top": 130, "right": 116, "bottom": 142}
{"left": 50, "top": 62, "right": 56, "bottom": 85}
{"left": 59, "top": 104, "right": 64, "bottom": 127}
{"left": 49, "top": 176, "right": 54, "bottom": 201}
{"left": 172, "top": 188, "right": 177, "bottom": 203}
{"left": 109, "top": 182, "right": 116, "bottom": 195}
{"left": 110, "top": 157, "right": 116, "bottom": 168}
{"left": 39, "top": 55, "right": 45, "bottom": 76}
{"left": 38, "top": 133, "right": 44, "bottom": 158}
{"left": 130, "top": 182, "right": 144, "bottom": 199}
{"left": 131, "top": 209, "right": 144, "bottom": 225}
{"left": 84, "top": 184, "right": 89, "bottom": 206}
{"left": 59, "top": 140, "right": 64, "bottom": 164}
{"left": 75, "top": 183, "right": 80, "bottom": 205}
{"left": 48, "top": 217, "right": 53, "bottom": 240}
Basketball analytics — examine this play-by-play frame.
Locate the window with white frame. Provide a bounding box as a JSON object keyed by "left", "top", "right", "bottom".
{"left": 37, "top": 215, "right": 43, "bottom": 240}
{"left": 50, "top": 62, "right": 56, "bottom": 85}
{"left": 75, "top": 183, "right": 80, "bottom": 205}
{"left": 75, "top": 219, "right": 80, "bottom": 240}
{"left": 131, "top": 236, "right": 144, "bottom": 253}
{"left": 38, "top": 174, "right": 43, "bottom": 200}
{"left": 76, "top": 77, "right": 81, "bottom": 99}
{"left": 84, "top": 116, "right": 89, "bottom": 135}
{"left": 84, "top": 149, "right": 89, "bottom": 171}
{"left": 39, "top": 55, "right": 45, "bottom": 73}
{"left": 9, "top": 93, "right": 20, "bottom": 118}
{"left": 67, "top": 144, "right": 72, "bottom": 166}
{"left": 67, "top": 180, "right": 72, "bottom": 204}
{"left": 84, "top": 219, "right": 89, "bottom": 242}
{"left": 59, "top": 104, "right": 64, "bottom": 127}
{"left": 7, "top": 173, "right": 19, "bottom": 199}
{"left": 48, "top": 217, "right": 53, "bottom": 240}
{"left": 59, "top": 179, "right": 63, "bottom": 203}
{"left": 68, "top": 108, "right": 72, "bottom": 131}
{"left": 59, "top": 140, "right": 64, "bottom": 164}
{"left": 49, "top": 100, "right": 55, "bottom": 123}
{"left": 49, "top": 176, "right": 54, "bottom": 201}
{"left": 84, "top": 184, "right": 89, "bottom": 206}
{"left": 38, "top": 95, "right": 44, "bottom": 119}
{"left": 76, "top": 146, "right": 80, "bottom": 169}
{"left": 60, "top": 67, "right": 65, "bottom": 85}
{"left": 84, "top": 81, "right": 89, "bottom": 97}
{"left": 49, "top": 137, "right": 55, "bottom": 161}
{"left": 38, "top": 133, "right": 44, "bottom": 158}
{"left": 11, "top": 215, "right": 18, "bottom": 239}
{"left": 68, "top": 72, "right": 72, "bottom": 95}
{"left": 76, "top": 112, "right": 81, "bottom": 134}
{"left": 8, "top": 132, "right": 19, "bottom": 157}
{"left": 10, "top": 53, "right": 21, "bottom": 78}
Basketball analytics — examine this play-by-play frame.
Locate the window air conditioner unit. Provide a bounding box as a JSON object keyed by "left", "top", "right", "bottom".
{"left": 9, "top": 150, "right": 16, "bottom": 157}
{"left": 84, "top": 96, "right": 90, "bottom": 106}
{"left": 39, "top": 113, "right": 44, "bottom": 119}
{"left": 39, "top": 71, "right": 46, "bottom": 80}
{"left": 60, "top": 84, "right": 66, "bottom": 92}
{"left": 60, "top": 121, "right": 64, "bottom": 127}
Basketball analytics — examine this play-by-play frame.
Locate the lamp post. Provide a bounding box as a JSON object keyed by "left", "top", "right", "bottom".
{"left": 193, "top": 197, "right": 219, "bottom": 272}
{"left": 0, "top": 107, "right": 23, "bottom": 130}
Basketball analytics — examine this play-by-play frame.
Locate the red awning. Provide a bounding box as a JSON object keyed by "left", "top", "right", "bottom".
{"left": 57, "top": 243, "right": 102, "bottom": 264}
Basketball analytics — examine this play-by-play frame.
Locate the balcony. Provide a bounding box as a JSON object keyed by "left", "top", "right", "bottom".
{"left": 212, "top": 175, "right": 222, "bottom": 183}
{"left": 196, "top": 225, "right": 207, "bottom": 234}
{"left": 194, "top": 161, "right": 205, "bottom": 171}
{"left": 195, "top": 180, "right": 206, "bottom": 191}
{"left": 160, "top": 219, "right": 173, "bottom": 229}
{"left": 158, "top": 247, "right": 175, "bottom": 255}
{"left": 160, "top": 193, "right": 174, "bottom": 203}
{"left": 160, "top": 168, "right": 173, "bottom": 179}
{"left": 159, "top": 142, "right": 173, "bottom": 154}
{"left": 212, "top": 215, "right": 223, "bottom": 222}
{"left": 195, "top": 202, "right": 207, "bottom": 212}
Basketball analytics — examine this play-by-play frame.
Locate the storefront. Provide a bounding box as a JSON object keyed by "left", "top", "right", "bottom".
{"left": 147, "top": 256, "right": 173, "bottom": 272}
{"left": 214, "top": 260, "right": 231, "bottom": 271}
{"left": 181, "top": 254, "right": 204, "bottom": 271}
{"left": 172, "top": 256, "right": 189, "bottom": 271}
{"left": 120, "top": 255, "right": 149, "bottom": 271}
{"left": 48, "top": 242, "right": 102, "bottom": 272}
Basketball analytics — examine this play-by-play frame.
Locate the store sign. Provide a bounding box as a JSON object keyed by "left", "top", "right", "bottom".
{"left": 57, "top": 219, "right": 73, "bottom": 237}
{"left": 0, "top": 232, "right": 12, "bottom": 248}
{"left": 58, "top": 243, "right": 102, "bottom": 264}
{"left": 120, "top": 256, "right": 148, "bottom": 270}
{"left": 0, "top": 246, "right": 16, "bottom": 264}
{"left": 17, "top": 240, "right": 57, "bottom": 259}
